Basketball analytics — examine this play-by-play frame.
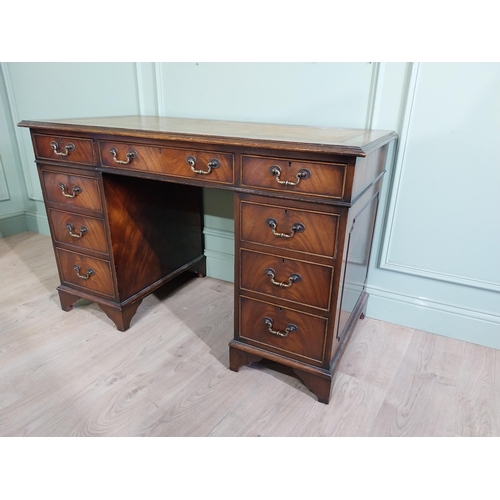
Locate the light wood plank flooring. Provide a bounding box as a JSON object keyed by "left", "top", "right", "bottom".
{"left": 1, "top": 232, "right": 499, "bottom": 436}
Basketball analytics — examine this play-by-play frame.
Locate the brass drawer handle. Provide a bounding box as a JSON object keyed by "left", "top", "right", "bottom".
{"left": 265, "top": 218, "right": 305, "bottom": 238}
{"left": 66, "top": 223, "right": 88, "bottom": 238}
{"left": 109, "top": 147, "right": 137, "bottom": 165}
{"left": 186, "top": 155, "right": 220, "bottom": 175}
{"left": 262, "top": 317, "right": 298, "bottom": 338}
{"left": 264, "top": 268, "right": 302, "bottom": 288}
{"left": 59, "top": 183, "right": 82, "bottom": 198}
{"left": 73, "top": 264, "right": 95, "bottom": 280}
{"left": 269, "top": 166, "right": 311, "bottom": 186}
{"left": 50, "top": 141, "right": 75, "bottom": 156}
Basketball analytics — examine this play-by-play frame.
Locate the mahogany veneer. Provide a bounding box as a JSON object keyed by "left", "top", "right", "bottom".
{"left": 19, "top": 116, "right": 397, "bottom": 404}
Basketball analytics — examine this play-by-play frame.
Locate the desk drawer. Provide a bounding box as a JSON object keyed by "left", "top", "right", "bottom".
{"left": 56, "top": 248, "right": 115, "bottom": 298}
{"left": 240, "top": 201, "right": 339, "bottom": 258}
{"left": 240, "top": 249, "right": 333, "bottom": 310}
{"left": 239, "top": 297, "right": 327, "bottom": 364}
{"left": 99, "top": 141, "right": 234, "bottom": 184}
{"left": 242, "top": 155, "right": 347, "bottom": 199}
{"left": 41, "top": 169, "right": 103, "bottom": 213}
{"left": 48, "top": 208, "right": 109, "bottom": 254}
{"left": 33, "top": 134, "right": 96, "bottom": 165}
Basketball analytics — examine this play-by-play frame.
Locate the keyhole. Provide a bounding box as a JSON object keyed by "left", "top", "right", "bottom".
{"left": 284, "top": 209, "right": 288, "bottom": 216}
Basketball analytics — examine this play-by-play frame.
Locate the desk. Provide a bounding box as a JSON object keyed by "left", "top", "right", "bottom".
{"left": 19, "top": 116, "right": 396, "bottom": 403}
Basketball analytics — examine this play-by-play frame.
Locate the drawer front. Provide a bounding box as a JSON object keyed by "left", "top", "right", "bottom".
{"left": 99, "top": 142, "right": 234, "bottom": 184}
{"left": 240, "top": 249, "right": 333, "bottom": 310}
{"left": 56, "top": 248, "right": 115, "bottom": 298}
{"left": 33, "top": 134, "right": 96, "bottom": 165}
{"left": 48, "top": 208, "right": 109, "bottom": 254}
{"left": 41, "top": 170, "right": 103, "bottom": 213}
{"left": 242, "top": 156, "right": 347, "bottom": 199}
{"left": 240, "top": 201, "right": 339, "bottom": 258}
{"left": 239, "top": 297, "right": 328, "bottom": 363}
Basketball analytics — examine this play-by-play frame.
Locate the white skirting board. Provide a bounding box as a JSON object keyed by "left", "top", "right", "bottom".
{"left": 203, "top": 227, "right": 234, "bottom": 283}
{"left": 0, "top": 210, "right": 27, "bottom": 237}
{"left": 366, "top": 285, "right": 500, "bottom": 350}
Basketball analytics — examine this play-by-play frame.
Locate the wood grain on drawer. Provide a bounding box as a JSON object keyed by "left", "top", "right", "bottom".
{"left": 56, "top": 248, "right": 115, "bottom": 298}
{"left": 239, "top": 297, "right": 327, "bottom": 363}
{"left": 242, "top": 155, "right": 347, "bottom": 199}
{"left": 240, "top": 249, "right": 333, "bottom": 310}
{"left": 240, "top": 201, "right": 339, "bottom": 258}
{"left": 33, "top": 134, "right": 96, "bottom": 165}
{"left": 41, "top": 170, "right": 103, "bottom": 213}
{"left": 48, "top": 208, "right": 108, "bottom": 254}
{"left": 99, "top": 141, "right": 234, "bottom": 184}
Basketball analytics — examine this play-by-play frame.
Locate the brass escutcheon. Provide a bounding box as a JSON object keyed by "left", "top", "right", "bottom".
{"left": 264, "top": 268, "right": 302, "bottom": 288}
{"left": 59, "top": 183, "right": 82, "bottom": 198}
{"left": 262, "top": 317, "right": 298, "bottom": 337}
{"left": 73, "top": 264, "right": 95, "bottom": 280}
{"left": 269, "top": 165, "right": 311, "bottom": 186}
{"left": 186, "top": 155, "right": 220, "bottom": 175}
{"left": 66, "top": 223, "right": 88, "bottom": 238}
{"left": 265, "top": 218, "right": 305, "bottom": 238}
{"left": 50, "top": 141, "right": 75, "bottom": 156}
{"left": 109, "top": 147, "right": 137, "bottom": 165}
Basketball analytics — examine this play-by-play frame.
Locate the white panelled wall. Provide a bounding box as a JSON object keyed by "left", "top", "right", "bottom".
{"left": 1, "top": 62, "right": 498, "bottom": 348}
{"left": 367, "top": 63, "right": 500, "bottom": 349}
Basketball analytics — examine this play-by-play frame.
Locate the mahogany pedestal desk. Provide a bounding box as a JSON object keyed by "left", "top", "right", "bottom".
{"left": 19, "top": 116, "right": 397, "bottom": 404}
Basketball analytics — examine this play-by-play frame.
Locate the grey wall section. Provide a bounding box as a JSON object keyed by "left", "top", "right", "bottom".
{"left": 1, "top": 62, "right": 498, "bottom": 348}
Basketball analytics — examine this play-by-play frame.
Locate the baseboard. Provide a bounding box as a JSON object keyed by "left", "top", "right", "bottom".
{"left": 0, "top": 210, "right": 50, "bottom": 238}
{"left": 203, "top": 227, "right": 234, "bottom": 282}
{"left": 0, "top": 210, "right": 27, "bottom": 237}
{"left": 366, "top": 285, "right": 500, "bottom": 349}
{"left": 204, "top": 249, "right": 234, "bottom": 282}
{"left": 24, "top": 210, "right": 50, "bottom": 235}
{"left": 203, "top": 227, "right": 234, "bottom": 255}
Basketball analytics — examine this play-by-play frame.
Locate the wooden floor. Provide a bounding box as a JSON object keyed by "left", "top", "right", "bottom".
{"left": 1, "top": 231, "right": 499, "bottom": 437}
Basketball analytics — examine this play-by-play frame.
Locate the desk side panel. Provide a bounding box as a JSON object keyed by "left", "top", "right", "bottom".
{"left": 351, "top": 143, "right": 389, "bottom": 202}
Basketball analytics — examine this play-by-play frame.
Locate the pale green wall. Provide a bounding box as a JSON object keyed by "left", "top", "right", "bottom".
{"left": 156, "top": 62, "right": 374, "bottom": 126}
{"left": 1, "top": 62, "right": 498, "bottom": 348}
{"left": 366, "top": 63, "right": 500, "bottom": 348}
{"left": 0, "top": 66, "right": 29, "bottom": 235}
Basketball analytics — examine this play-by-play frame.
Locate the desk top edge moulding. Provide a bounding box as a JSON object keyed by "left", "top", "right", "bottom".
{"left": 19, "top": 115, "right": 397, "bottom": 404}
{"left": 18, "top": 116, "right": 397, "bottom": 156}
